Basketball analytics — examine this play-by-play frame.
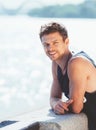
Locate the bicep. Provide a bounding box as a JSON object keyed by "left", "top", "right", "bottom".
{"left": 68, "top": 59, "right": 87, "bottom": 113}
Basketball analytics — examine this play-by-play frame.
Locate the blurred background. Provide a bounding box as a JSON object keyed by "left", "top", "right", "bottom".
{"left": 0, "top": 0, "right": 96, "bottom": 121}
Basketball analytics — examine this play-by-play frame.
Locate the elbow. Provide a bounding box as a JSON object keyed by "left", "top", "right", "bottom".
{"left": 72, "top": 108, "right": 81, "bottom": 114}
{"left": 71, "top": 104, "right": 83, "bottom": 114}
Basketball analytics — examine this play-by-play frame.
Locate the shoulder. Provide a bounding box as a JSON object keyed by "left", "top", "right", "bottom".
{"left": 68, "top": 50, "right": 96, "bottom": 69}
{"left": 68, "top": 56, "right": 94, "bottom": 70}
{"left": 67, "top": 56, "right": 92, "bottom": 77}
{"left": 52, "top": 61, "right": 58, "bottom": 70}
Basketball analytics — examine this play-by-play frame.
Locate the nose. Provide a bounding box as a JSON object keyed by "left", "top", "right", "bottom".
{"left": 48, "top": 44, "right": 54, "bottom": 51}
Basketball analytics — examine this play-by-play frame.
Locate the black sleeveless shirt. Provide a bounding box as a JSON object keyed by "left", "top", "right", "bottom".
{"left": 57, "top": 51, "right": 96, "bottom": 130}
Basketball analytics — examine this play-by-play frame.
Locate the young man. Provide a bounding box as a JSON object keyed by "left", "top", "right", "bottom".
{"left": 39, "top": 22, "right": 96, "bottom": 130}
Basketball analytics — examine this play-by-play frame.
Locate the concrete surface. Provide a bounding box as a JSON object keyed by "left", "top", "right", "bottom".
{"left": 0, "top": 107, "right": 88, "bottom": 130}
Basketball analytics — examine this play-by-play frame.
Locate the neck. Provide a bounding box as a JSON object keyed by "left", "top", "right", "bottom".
{"left": 56, "top": 51, "right": 72, "bottom": 74}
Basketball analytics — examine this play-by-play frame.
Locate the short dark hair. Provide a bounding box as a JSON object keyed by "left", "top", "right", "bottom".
{"left": 39, "top": 22, "right": 68, "bottom": 41}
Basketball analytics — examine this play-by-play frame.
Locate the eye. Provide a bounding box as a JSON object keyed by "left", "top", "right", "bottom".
{"left": 43, "top": 43, "right": 49, "bottom": 48}
{"left": 54, "top": 42, "right": 58, "bottom": 46}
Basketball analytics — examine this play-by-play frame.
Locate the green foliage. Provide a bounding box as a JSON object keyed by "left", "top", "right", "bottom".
{"left": 28, "top": 1, "right": 96, "bottom": 18}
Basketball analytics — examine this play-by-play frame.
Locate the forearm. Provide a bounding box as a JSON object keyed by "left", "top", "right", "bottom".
{"left": 69, "top": 94, "right": 84, "bottom": 113}
{"left": 68, "top": 97, "right": 83, "bottom": 113}
{"left": 71, "top": 102, "right": 83, "bottom": 113}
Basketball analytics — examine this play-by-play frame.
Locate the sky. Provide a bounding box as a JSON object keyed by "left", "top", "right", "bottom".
{"left": 0, "top": 0, "right": 85, "bottom": 9}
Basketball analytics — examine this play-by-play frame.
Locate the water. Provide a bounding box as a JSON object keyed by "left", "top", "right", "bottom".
{"left": 0, "top": 15, "right": 96, "bottom": 121}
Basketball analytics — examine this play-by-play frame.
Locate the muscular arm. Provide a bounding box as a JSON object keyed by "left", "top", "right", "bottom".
{"left": 68, "top": 57, "right": 89, "bottom": 113}
{"left": 50, "top": 61, "right": 73, "bottom": 114}
{"left": 50, "top": 61, "right": 62, "bottom": 108}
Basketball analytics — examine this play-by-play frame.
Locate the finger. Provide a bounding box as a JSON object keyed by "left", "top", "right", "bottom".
{"left": 59, "top": 102, "right": 69, "bottom": 111}
{"left": 61, "top": 99, "right": 73, "bottom": 111}
{"left": 54, "top": 110, "right": 61, "bottom": 115}
{"left": 66, "top": 99, "right": 73, "bottom": 106}
{"left": 55, "top": 104, "right": 65, "bottom": 114}
{"left": 57, "top": 104, "right": 65, "bottom": 114}
{"left": 62, "top": 104, "right": 69, "bottom": 111}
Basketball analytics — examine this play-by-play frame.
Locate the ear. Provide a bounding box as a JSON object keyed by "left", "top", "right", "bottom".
{"left": 65, "top": 38, "right": 69, "bottom": 45}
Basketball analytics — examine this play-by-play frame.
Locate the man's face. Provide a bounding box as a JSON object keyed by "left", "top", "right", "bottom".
{"left": 41, "top": 32, "right": 68, "bottom": 61}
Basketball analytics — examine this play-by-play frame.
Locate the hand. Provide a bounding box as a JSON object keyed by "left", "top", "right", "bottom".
{"left": 53, "top": 99, "right": 73, "bottom": 115}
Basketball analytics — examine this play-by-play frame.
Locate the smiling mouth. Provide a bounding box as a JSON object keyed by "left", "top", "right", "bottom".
{"left": 48, "top": 53, "right": 57, "bottom": 59}
{"left": 49, "top": 51, "right": 56, "bottom": 56}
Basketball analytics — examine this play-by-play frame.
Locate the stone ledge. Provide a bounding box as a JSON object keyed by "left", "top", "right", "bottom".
{"left": 0, "top": 107, "right": 88, "bottom": 130}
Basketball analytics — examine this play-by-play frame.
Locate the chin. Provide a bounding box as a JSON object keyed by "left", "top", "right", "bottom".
{"left": 50, "top": 57, "right": 58, "bottom": 61}
{"left": 48, "top": 54, "right": 58, "bottom": 61}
